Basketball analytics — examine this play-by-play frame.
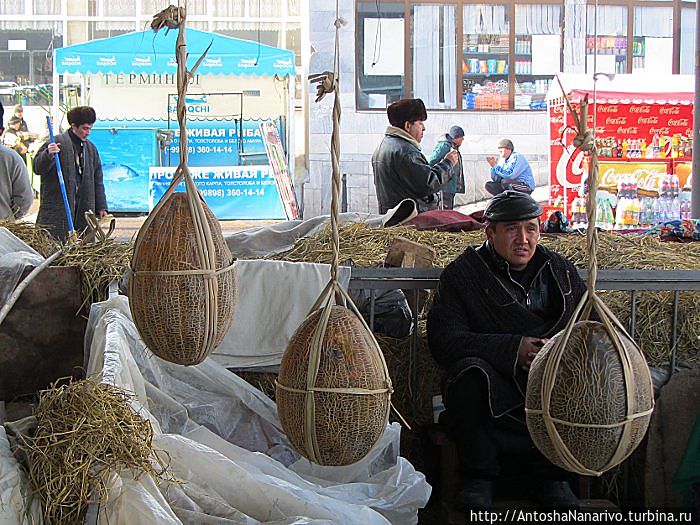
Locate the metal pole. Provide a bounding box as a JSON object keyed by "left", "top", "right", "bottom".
{"left": 693, "top": 1, "right": 700, "bottom": 218}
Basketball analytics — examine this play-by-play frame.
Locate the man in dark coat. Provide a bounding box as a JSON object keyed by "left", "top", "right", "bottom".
{"left": 372, "top": 98, "right": 457, "bottom": 214}
{"left": 427, "top": 191, "right": 583, "bottom": 510}
{"left": 34, "top": 106, "right": 108, "bottom": 241}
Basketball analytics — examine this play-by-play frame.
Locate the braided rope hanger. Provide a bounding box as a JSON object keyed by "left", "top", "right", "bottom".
{"left": 276, "top": 2, "right": 395, "bottom": 464}
{"left": 130, "top": 4, "right": 233, "bottom": 359}
{"left": 525, "top": 77, "right": 654, "bottom": 476}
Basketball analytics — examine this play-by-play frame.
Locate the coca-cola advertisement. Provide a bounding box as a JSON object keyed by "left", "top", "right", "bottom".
{"left": 549, "top": 98, "right": 693, "bottom": 216}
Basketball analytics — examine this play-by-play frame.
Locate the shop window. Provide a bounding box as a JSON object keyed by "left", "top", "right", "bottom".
{"left": 411, "top": 4, "right": 457, "bottom": 109}
{"left": 0, "top": 1, "right": 24, "bottom": 15}
{"left": 212, "top": 1, "right": 244, "bottom": 17}
{"left": 462, "top": 4, "right": 510, "bottom": 110}
{"left": 356, "top": 1, "right": 405, "bottom": 110}
{"left": 514, "top": 4, "right": 561, "bottom": 111}
{"left": 101, "top": 0, "right": 136, "bottom": 17}
{"left": 34, "top": 0, "right": 61, "bottom": 15}
{"left": 288, "top": 0, "right": 301, "bottom": 17}
{"left": 213, "top": 22, "right": 281, "bottom": 48}
{"left": 680, "top": 7, "right": 695, "bottom": 74}
{"left": 89, "top": 21, "right": 135, "bottom": 41}
{"left": 586, "top": 5, "right": 628, "bottom": 74}
{"left": 633, "top": 6, "right": 673, "bottom": 74}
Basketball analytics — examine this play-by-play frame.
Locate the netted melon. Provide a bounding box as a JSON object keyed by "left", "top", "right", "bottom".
{"left": 526, "top": 320, "right": 653, "bottom": 476}
{"left": 276, "top": 305, "right": 392, "bottom": 466}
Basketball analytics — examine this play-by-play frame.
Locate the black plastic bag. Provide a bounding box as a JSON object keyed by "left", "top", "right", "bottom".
{"left": 349, "top": 287, "right": 413, "bottom": 339}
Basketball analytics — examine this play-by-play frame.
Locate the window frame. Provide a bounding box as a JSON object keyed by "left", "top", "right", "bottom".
{"left": 355, "top": 0, "right": 693, "bottom": 111}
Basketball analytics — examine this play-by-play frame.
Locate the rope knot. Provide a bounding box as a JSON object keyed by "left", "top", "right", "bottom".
{"left": 334, "top": 17, "right": 347, "bottom": 29}
{"left": 573, "top": 130, "right": 595, "bottom": 152}
{"left": 151, "top": 5, "right": 185, "bottom": 32}
{"left": 309, "top": 71, "right": 337, "bottom": 103}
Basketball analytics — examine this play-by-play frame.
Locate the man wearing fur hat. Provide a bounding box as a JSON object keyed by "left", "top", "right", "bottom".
{"left": 485, "top": 138, "right": 534, "bottom": 195}
{"left": 428, "top": 191, "right": 583, "bottom": 511}
{"left": 372, "top": 98, "right": 458, "bottom": 214}
{"left": 34, "top": 106, "right": 108, "bottom": 241}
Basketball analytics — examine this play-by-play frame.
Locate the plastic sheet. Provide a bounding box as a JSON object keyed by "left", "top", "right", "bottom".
{"left": 0, "top": 227, "right": 44, "bottom": 307}
{"left": 0, "top": 426, "right": 42, "bottom": 524}
{"left": 82, "top": 296, "right": 430, "bottom": 524}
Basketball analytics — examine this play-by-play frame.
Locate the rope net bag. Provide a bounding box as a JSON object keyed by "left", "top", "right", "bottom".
{"left": 275, "top": 12, "right": 393, "bottom": 466}
{"left": 525, "top": 89, "right": 654, "bottom": 476}
{"left": 128, "top": 6, "right": 236, "bottom": 366}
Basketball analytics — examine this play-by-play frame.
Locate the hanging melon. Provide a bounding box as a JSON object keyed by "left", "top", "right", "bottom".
{"left": 128, "top": 7, "right": 236, "bottom": 366}
{"left": 276, "top": 303, "right": 392, "bottom": 466}
{"left": 525, "top": 320, "right": 653, "bottom": 476}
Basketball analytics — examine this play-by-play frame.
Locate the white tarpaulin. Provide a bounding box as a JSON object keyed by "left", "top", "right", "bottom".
{"left": 79, "top": 296, "right": 430, "bottom": 524}
{"left": 211, "top": 260, "right": 351, "bottom": 369}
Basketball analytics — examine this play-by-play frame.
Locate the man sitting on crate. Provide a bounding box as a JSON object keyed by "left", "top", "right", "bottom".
{"left": 427, "top": 191, "right": 584, "bottom": 510}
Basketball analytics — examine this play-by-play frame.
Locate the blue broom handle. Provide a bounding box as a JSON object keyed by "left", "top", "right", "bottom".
{"left": 46, "top": 116, "right": 75, "bottom": 234}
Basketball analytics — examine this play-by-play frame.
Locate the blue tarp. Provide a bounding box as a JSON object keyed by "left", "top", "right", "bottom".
{"left": 55, "top": 28, "right": 296, "bottom": 77}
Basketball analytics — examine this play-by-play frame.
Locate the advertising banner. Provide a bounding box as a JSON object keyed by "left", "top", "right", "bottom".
{"left": 598, "top": 161, "right": 670, "bottom": 192}
{"left": 549, "top": 99, "right": 693, "bottom": 215}
{"left": 259, "top": 121, "right": 300, "bottom": 220}
{"left": 93, "top": 119, "right": 270, "bottom": 212}
{"left": 148, "top": 165, "right": 285, "bottom": 220}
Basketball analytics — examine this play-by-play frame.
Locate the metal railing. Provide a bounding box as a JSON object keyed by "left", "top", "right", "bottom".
{"left": 349, "top": 268, "right": 700, "bottom": 400}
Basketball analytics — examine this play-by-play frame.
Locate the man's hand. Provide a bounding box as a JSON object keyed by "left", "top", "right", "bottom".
{"left": 485, "top": 155, "right": 497, "bottom": 167}
{"left": 517, "top": 336, "right": 549, "bottom": 372}
{"left": 47, "top": 142, "right": 60, "bottom": 155}
{"left": 97, "top": 209, "right": 109, "bottom": 219}
{"left": 445, "top": 149, "right": 459, "bottom": 165}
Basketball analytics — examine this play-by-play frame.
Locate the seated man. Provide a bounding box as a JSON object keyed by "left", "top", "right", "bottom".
{"left": 485, "top": 139, "right": 534, "bottom": 195}
{"left": 427, "top": 191, "right": 583, "bottom": 510}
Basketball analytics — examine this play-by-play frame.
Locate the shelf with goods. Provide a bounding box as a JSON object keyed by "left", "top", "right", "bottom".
{"left": 585, "top": 36, "right": 645, "bottom": 73}
{"left": 462, "top": 33, "right": 510, "bottom": 110}
{"left": 511, "top": 36, "right": 556, "bottom": 110}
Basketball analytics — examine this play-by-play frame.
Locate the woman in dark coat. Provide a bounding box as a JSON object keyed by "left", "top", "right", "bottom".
{"left": 33, "top": 106, "right": 108, "bottom": 241}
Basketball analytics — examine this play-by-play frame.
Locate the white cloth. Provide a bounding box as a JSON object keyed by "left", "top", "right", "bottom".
{"left": 0, "top": 227, "right": 43, "bottom": 307}
{"left": 80, "top": 296, "right": 430, "bottom": 524}
{"left": 211, "top": 260, "right": 351, "bottom": 369}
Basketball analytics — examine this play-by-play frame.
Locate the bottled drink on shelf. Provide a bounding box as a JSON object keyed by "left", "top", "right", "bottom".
{"left": 652, "top": 133, "right": 660, "bottom": 159}
{"left": 670, "top": 173, "right": 680, "bottom": 198}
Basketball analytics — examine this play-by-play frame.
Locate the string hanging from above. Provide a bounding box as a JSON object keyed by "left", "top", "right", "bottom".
{"left": 525, "top": 77, "right": 654, "bottom": 476}
{"left": 128, "top": 4, "right": 237, "bottom": 366}
{"left": 275, "top": 3, "right": 393, "bottom": 466}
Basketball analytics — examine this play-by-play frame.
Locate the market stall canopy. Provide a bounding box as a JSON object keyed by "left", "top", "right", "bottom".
{"left": 547, "top": 73, "right": 694, "bottom": 105}
{"left": 55, "top": 28, "right": 296, "bottom": 77}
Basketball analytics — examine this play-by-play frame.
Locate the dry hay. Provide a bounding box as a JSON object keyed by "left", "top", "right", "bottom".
{"left": 0, "top": 220, "right": 132, "bottom": 310}
{"left": 273, "top": 224, "right": 700, "bottom": 367}
{"left": 18, "top": 379, "right": 173, "bottom": 525}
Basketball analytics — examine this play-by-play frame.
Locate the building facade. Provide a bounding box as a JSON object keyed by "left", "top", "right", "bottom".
{"left": 305, "top": 0, "right": 696, "bottom": 217}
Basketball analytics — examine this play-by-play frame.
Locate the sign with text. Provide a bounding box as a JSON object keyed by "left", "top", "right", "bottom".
{"left": 259, "top": 121, "right": 299, "bottom": 220}
{"left": 598, "top": 161, "right": 670, "bottom": 192}
{"left": 548, "top": 98, "right": 693, "bottom": 216}
{"left": 148, "top": 165, "right": 285, "bottom": 220}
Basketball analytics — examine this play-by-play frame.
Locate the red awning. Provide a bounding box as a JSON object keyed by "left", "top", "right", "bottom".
{"left": 569, "top": 89, "right": 694, "bottom": 105}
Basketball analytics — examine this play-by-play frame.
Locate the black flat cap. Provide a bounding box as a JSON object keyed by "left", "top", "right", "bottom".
{"left": 484, "top": 190, "right": 542, "bottom": 222}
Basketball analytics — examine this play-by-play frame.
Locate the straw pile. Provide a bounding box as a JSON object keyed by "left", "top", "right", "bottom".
{"left": 0, "top": 220, "right": 132, "bottom": 308}
{"left": 18, "top": 379, "right": 173, "bottom": 525}
{"left": 272, "top": 223, "right": 700, "bottom": 367}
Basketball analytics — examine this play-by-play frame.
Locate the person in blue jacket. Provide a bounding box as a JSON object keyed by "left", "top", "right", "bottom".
{"left": 428, "top": 125, "right": 465, "bottom": 210}
{"left": 485, "top": 139, "right": 534, "bottom": 195}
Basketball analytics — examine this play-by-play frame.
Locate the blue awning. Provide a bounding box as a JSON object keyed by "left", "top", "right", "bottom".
{"left": 55, "top": 28, "right": 296, "bottom": 77}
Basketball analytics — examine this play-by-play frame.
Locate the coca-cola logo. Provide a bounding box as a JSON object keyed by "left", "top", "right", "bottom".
{"left": 660, "top": 107, "right": 681, "bottom": 115}
{"left": 598, "top": 105, "right": 618, "bottom": 113}
{"left": 637, "top": 116, "right": 659, "bottom": 125}
{"left": 617, "top": 126, "right": 639, "bottom": 134}
{"left": 550, "top": 139, "right": 562, "bottom": 146}
{"left": 650, "top": 126, "right": 671, "bottom": 135}
{"left": 552, "top": 105, "right": 564, "bottom": 114}
{"left": 629, "top": 105, "right": 651, "bottom": 114}
{"left": 668, "top": 118, "right": 689, "bottom": 127}
{"left": 599, "top": 167, "right": 667, "bottom": 191}
{"left": 550, "top": 116, "right": 564, "bottom": 124}
{"left": 606, "top": 117, "right": 627, "bottom": 125}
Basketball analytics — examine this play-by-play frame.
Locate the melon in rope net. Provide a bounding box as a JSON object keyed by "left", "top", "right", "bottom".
{"left": 129, "top": 192, "right": 236, "bottom": 365}
{"left": 276, "top": 305, "right": 392, "bottom": 466}
{"left": 526, "top": 320, "right": 654, "bottom": 476}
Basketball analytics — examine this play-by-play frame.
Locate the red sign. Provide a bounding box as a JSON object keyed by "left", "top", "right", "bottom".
{"left": 549, "top": 99, "right": 694, "bottom": 215}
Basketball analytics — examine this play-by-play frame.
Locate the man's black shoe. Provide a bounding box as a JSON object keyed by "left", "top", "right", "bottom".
{"left": 528, "top": 480, "right": 579, "bottom": 510}
{"left": 457, "top": 479, "right": 493, "bottom": 510}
